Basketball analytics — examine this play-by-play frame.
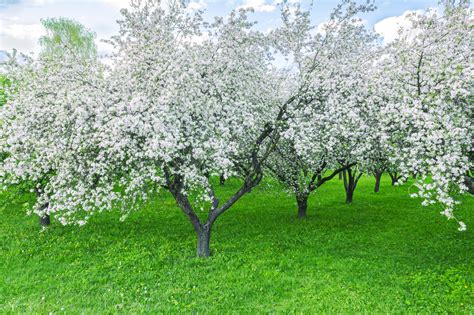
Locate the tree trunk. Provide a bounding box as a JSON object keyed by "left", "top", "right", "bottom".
{"left": 196, "top": 224, "right": 212, "bottom": 257}
{"left": 35, "top": 189, "right": 51, "bottom": 228}
{"left": 343, "top": 167, "right": 361, "bottom": 204}
{"left": 38, "top": 201, "right": 50, "bottom": 227}
{"left": 296, "top": 194, "right": 308, "bottom": 219}
{"left": 40, "top": 214, "right": 50, "bottom": 227}
{"left": 465, "top": 175, "right": 474, "bottom": 195}
{"left": 338, "top": 172, "right": 342, "bottom": 180}
{"left": 343, "top": 169, "right": 354, "bottom": 204}
{"left": 166, "top": 157, "right": 263, "bottom": 257}
{"left": 171, "top": 187, "right": 212, "bottom": 257}
{"left": 346, "top": 188, "right": 354, "bottom": 204}
{"left": 389, "top": 172, "right": 398, "bottom": 186}
{"left": 374, "top": 172, "right": 382, "bottom": 193}
{"left": 219, "top": 174, "right": 225, "bottom": 186}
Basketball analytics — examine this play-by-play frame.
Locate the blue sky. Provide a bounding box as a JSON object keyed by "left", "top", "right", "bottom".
{"left": 0, "top": 0, "right": 440, "bottom": 56}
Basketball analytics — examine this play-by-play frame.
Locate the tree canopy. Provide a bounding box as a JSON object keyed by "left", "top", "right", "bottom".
{"left": 0, "top": 0, "right": 472, "bottom": 256}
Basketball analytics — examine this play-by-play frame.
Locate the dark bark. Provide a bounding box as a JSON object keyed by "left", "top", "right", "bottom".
{"left": 296, "top": 193, "right": 308, "bottom": 219}
{"left": 465, "top": 175, "right": 474, "bottom": 195}
{"left": 374, "top": 172, "right": 382, "bottom": 193}
{"left": 388, "top": 172, "right": 401, "bottom": 186}
{"left": 219, "top": 174, "right": 225, "bottom": 186}
{"left": 35, "top": 189, "right": 50, "bottom": 227}
{"left": 166, "top": 168, "right": 263, "bottom": 257}
{"left": 40, "top": 214, "right": 50, "bottom": 227}
{"left": 196, "top": 224, "right": 211, "bottom": 257}
{"left": 308, "top": 163, "right": 356, "bottom": 192}
{"left": 338, "top": 172, "right": 342, "bottom": 180}
{"left": 343, "top": 167, "right": 362, "bottom": 204}
{"left": 346, "top": 187, "right": 354, "bottom": 203}
{"left": 289, "top": 164, "right": 355, "bottom": 219}
{"left": 416, "top": 51, "right": 424, "bottom": 97}
{"left": 343, "top": 169, "right": 351, "bottom": 203}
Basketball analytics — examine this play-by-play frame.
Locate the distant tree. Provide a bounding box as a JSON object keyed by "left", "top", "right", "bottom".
{"left": 39, "top": 17, "right": 97, "bottom": 60}
{"left": 266, "top": 0, "right": 376, "bottom": 215}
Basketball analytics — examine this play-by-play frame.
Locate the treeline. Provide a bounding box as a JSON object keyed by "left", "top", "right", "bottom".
{"left": 0, "top": 0, "right": 472, "bottom": 256}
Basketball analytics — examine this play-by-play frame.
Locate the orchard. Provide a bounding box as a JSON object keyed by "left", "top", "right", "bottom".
{"left": 0, "top": 0, "right": 472, "bottom": 312}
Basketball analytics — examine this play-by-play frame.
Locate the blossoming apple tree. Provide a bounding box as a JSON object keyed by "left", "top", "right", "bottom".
{"left": 266, "top": 0, "right": 378, "bottom": 215}
{"left": 0, "top": 18, "right": 100, "bottom": 227}
{"left": 0, "top": 0, "right": 471, "bottom": 259}
{"left": 0, "top": 49, "right": 109, "bottom": 225}
{"left": 104, "top": 1, "right": 288, "bottom": 256}
{"left": 378, "top": 1, "right": 473, "bottom": 230}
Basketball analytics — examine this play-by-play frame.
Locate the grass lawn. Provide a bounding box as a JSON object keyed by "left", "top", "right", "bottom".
{"left": 0, "top": 175, "right": 472, "bottom": 313}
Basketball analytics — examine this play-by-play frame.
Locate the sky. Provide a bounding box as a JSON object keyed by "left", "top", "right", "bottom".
{"left": 0, "top": 0, "right": 441, "bottom": 59}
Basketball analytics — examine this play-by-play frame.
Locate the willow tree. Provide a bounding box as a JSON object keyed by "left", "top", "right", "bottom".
{"left": 39, "top": 17, "right": 97, "bottom": 60}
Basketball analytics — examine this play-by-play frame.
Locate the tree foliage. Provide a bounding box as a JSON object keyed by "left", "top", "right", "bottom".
{"left": 39, "top": 17, "right": 97, "bottom": 60}
{"left": 0, "top": 0, "right": 471, "bottom": 255}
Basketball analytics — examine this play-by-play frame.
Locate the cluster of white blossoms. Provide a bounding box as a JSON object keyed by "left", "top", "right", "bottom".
{"left": 265, "top": 1, "right": 381, "bottom": 211}
{"left": 0, "top": 0, "right": 471, "bottom": 254}
{"left": 0, "top": 51, "right": 120, "bottom": 224}
{"left": 376, "top": 2, "right": 472, "bottom": 231}
{"left": 265, "top": 1, "right": 472, "bottom": 224}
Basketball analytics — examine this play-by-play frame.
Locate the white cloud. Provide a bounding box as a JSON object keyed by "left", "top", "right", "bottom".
{"left": 374, "top": 10, "right": 424, "bottom": 45}
{"left": 0, "top": 20, "right": 45, "bottom": 53}
{"left": 29, "top": 0, "right": 60, "bottom": 5}
{"left": 238, "top": 0, "right": 276, "bottom": 13}
{"left": 187, "top": 0, "right": 207, "bottom": 11}
{"left": 1, "top": 22, "right": 45, "bottom": 40}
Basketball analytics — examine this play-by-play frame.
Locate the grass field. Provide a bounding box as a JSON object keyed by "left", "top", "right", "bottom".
{"left": 1, "top": 175, "right": 473, "bottom": 313}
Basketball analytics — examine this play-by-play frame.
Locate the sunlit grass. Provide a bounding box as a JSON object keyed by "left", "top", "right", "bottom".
{"left": 1, "top": 175, "right": 472, "bottom": 313}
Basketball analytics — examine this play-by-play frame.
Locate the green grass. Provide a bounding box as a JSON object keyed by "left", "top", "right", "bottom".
{"left": 1, "top": 175, "right": 473, "bottom": 313}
